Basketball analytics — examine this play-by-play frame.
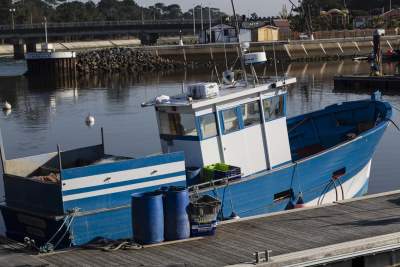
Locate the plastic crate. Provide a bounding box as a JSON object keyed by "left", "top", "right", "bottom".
{"left": 202, "top": 163, "right": 241, "bottom": 183}
{"left": 190, "top": 221, "right": 217, "bottom": 237}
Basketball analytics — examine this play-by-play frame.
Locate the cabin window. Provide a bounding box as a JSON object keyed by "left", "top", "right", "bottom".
{"left": 222, "top": 108, "right": 240, "bottom": 134}
{"left": 158, "top": 111, "right": 198, "bottom": 137}
{"left": 263, "top": 95, "right": 285, "bottom": 121}
{"left": 241, "top": 101, "right": 261, "bottom": 127}
{"left": 199, "top": 113, "right": 218, "bottom": 139}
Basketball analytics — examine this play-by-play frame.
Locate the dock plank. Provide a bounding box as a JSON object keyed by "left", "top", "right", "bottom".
{"left": 5, "top": 191, "right": 400, "bottom": 266}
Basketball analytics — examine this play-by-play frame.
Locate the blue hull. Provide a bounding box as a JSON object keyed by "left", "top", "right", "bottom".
{"left": 203, "top": 120, "right": 387, "bottom": 218}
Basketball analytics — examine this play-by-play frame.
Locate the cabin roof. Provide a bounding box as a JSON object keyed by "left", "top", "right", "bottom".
{"left": 273, "top": 19, "right": 290, "bottom": 28}
{"left": 155, "top": 77, "right": 296, "bottom": 110}
{"left": 210, "top": 24, "right": 235, "bottom": 30}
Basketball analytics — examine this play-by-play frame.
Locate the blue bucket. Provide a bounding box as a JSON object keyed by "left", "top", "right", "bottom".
{"left": 164, "top": 186, "right": 190, "bottom": 241}
{"left": 131, "top": 191, "right": 164, "bottom": 245}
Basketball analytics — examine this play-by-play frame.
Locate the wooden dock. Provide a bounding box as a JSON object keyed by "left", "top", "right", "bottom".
{"left": 334, "top": 75, "right": 400, "bottom": 92}
{"left": 4, "top": 190, "right": 400, "bottom": 266}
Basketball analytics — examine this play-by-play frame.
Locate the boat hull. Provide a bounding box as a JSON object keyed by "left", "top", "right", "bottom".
{"left": 202, "top": 120, "right": 387, "bottom": 218}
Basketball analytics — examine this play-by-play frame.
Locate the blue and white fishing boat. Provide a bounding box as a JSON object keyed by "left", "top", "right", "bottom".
{"left": 0, "top": 49, "right": 392, "bottom": 250}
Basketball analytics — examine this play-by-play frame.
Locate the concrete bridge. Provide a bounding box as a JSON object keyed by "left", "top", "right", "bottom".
{"left": 0, "top": 19, "right": 220, "bottom": 58}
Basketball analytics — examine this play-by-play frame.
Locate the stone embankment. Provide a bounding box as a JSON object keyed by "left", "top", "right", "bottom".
{"left": 76, "top": 47, "right": 185, "bottom": 74}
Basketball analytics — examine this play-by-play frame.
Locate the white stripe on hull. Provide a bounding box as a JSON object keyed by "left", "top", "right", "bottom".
{"left": 62, "top": 161, "right": 185, "bottom": 191}
{"left": 62, "top": 175, "right": 187, "bottom": 202}
{"left": 306, "top": 160, "right": 371, "bottom": 206}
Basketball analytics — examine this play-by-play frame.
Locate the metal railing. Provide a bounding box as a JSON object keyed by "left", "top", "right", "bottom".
{"left": 0, "top": 19, "right": 221, "bottom": 31}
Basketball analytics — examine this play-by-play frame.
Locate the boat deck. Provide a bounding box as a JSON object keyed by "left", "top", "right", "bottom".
{"left": 4, "top": 190, "right": 400, "bottom": 266}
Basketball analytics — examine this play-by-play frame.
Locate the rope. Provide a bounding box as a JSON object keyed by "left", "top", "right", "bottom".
{"left": 318, "top": 177, "right": 341, "bottom": 206}
{"left": 43, "top": 214, "right": 71, "bottom": 247}
{"left": 239, "top": 179, "right": 334, "bottom": 216}
{"left": 336, "top": 176, "right": 345, "bottom": 201}
{"left": 388, "top": 118, "right": 400, "bottom": 132}
{"left": 53, "top": 214, "right": 76, "bottom": 250}
{"left": 82, "top": 238, "right": 142, "bottom": 252}
{"left": 24, "top": 208, "right": 80, "bottom": 253}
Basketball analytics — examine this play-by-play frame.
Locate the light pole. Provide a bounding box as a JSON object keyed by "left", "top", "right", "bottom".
{"left": 9, "top": 8, "right": 16, "bottom": 30}
{"left": 208, "top": 7, "right": 212, "bottom": 43}
{"left": 193, "top": 6, "right": 196, "bottom": 36}
{"left": 44, "top": 16, "right": 48, "bottom": 44}
{"left": 200, "top": 4, "right": 204, "bottom": 31}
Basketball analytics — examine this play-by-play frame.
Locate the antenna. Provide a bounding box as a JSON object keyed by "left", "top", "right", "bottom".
{"left": 273, "top": 42, "right": 278, "bottom": 82}
{"left": 222, "top": 14, "right": 229, "bottom": 70}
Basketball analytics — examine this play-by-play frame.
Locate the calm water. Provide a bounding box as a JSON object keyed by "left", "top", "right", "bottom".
{"left": 0, "top": 58, "right": 400, "bottom": 199}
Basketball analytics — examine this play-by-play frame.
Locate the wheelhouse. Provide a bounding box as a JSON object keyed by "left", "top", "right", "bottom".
{"left": 154, "top": 78, "right": 296, "bottom": 176}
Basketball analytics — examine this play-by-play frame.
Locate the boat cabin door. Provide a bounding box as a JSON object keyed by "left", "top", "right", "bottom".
{"left": 218, "top": 101, "right": 268, "bottom": 176}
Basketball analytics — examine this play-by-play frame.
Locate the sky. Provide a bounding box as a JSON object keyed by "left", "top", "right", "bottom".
{"left": 135, "top": 0, "right": 293, "bottom": 17}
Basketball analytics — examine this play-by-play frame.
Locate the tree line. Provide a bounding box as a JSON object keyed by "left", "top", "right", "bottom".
{"left": 0, "top": 0, "right": 228, "bottom": 25}
{"left": 289, "top": 0, "right": 400, "bottom": 32}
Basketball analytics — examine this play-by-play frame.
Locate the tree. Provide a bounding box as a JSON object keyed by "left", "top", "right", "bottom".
{"left": 13, "top": 0, "right": 53, "bottom": 24}
{"left": 52, "top": 1, "right": 102, "bottom": 22}
{"left": 279, "top": 5, "right": 289, "bottom": 19}
{"left": 250, "top": 12, "right": 258, "bottom": 21}
{"left": 0, "top": 0, "right": 228, "bottom": 25}
{"left": 164, "top": 4, "right": 182, "bottom": 18}
{"left": 0, "top": 0, "right": 12, "bottom": 25}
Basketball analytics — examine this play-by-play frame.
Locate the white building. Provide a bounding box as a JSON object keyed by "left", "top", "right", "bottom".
{"left": 199, "top": 24, "right": 238, "bottom": 44}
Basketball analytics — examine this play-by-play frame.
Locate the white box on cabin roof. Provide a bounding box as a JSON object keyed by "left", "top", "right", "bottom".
{"left": 187, "top": 83, "right": 219, "bottom": 100}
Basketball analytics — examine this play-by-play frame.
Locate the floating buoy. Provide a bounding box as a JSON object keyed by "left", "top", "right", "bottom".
{"left": 229, "top": 211, "right": 240, "bottom": 220}
{"left": 295, "top": 195, "right": 306, "bottom": 209}
{"left": 3, "top": 101, "right": 11, "bottom": 111}
{"left": 85, "top": 114, "right": 95, "bottom": 126}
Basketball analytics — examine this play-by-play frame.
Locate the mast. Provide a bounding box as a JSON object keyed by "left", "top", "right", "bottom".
{"left": 230, "top": 0, "right": 247, "bottom": 82}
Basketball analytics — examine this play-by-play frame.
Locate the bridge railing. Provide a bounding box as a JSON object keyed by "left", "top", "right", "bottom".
{"left": 0, "top": 19, "right": 221, "bottom": 31}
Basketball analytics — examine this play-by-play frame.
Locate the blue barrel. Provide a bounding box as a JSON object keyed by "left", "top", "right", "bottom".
{"left": 164, "top": 186, "right": 190, "bottom": 241}
{"left": 131, "top": 192, "right": 164, "bottom": 245}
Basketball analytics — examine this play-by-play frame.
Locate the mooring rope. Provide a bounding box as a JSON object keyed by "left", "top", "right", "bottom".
{"left": 23, "top": 208, "right": 80, "bottom": 253}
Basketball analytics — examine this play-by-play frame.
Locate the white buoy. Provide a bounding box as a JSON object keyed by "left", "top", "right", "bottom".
{"left": 3, "top": 101, "right": 11, "bottom": 111}
{"left": 85, "top": 114, "right": 95, "bottom": 127}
